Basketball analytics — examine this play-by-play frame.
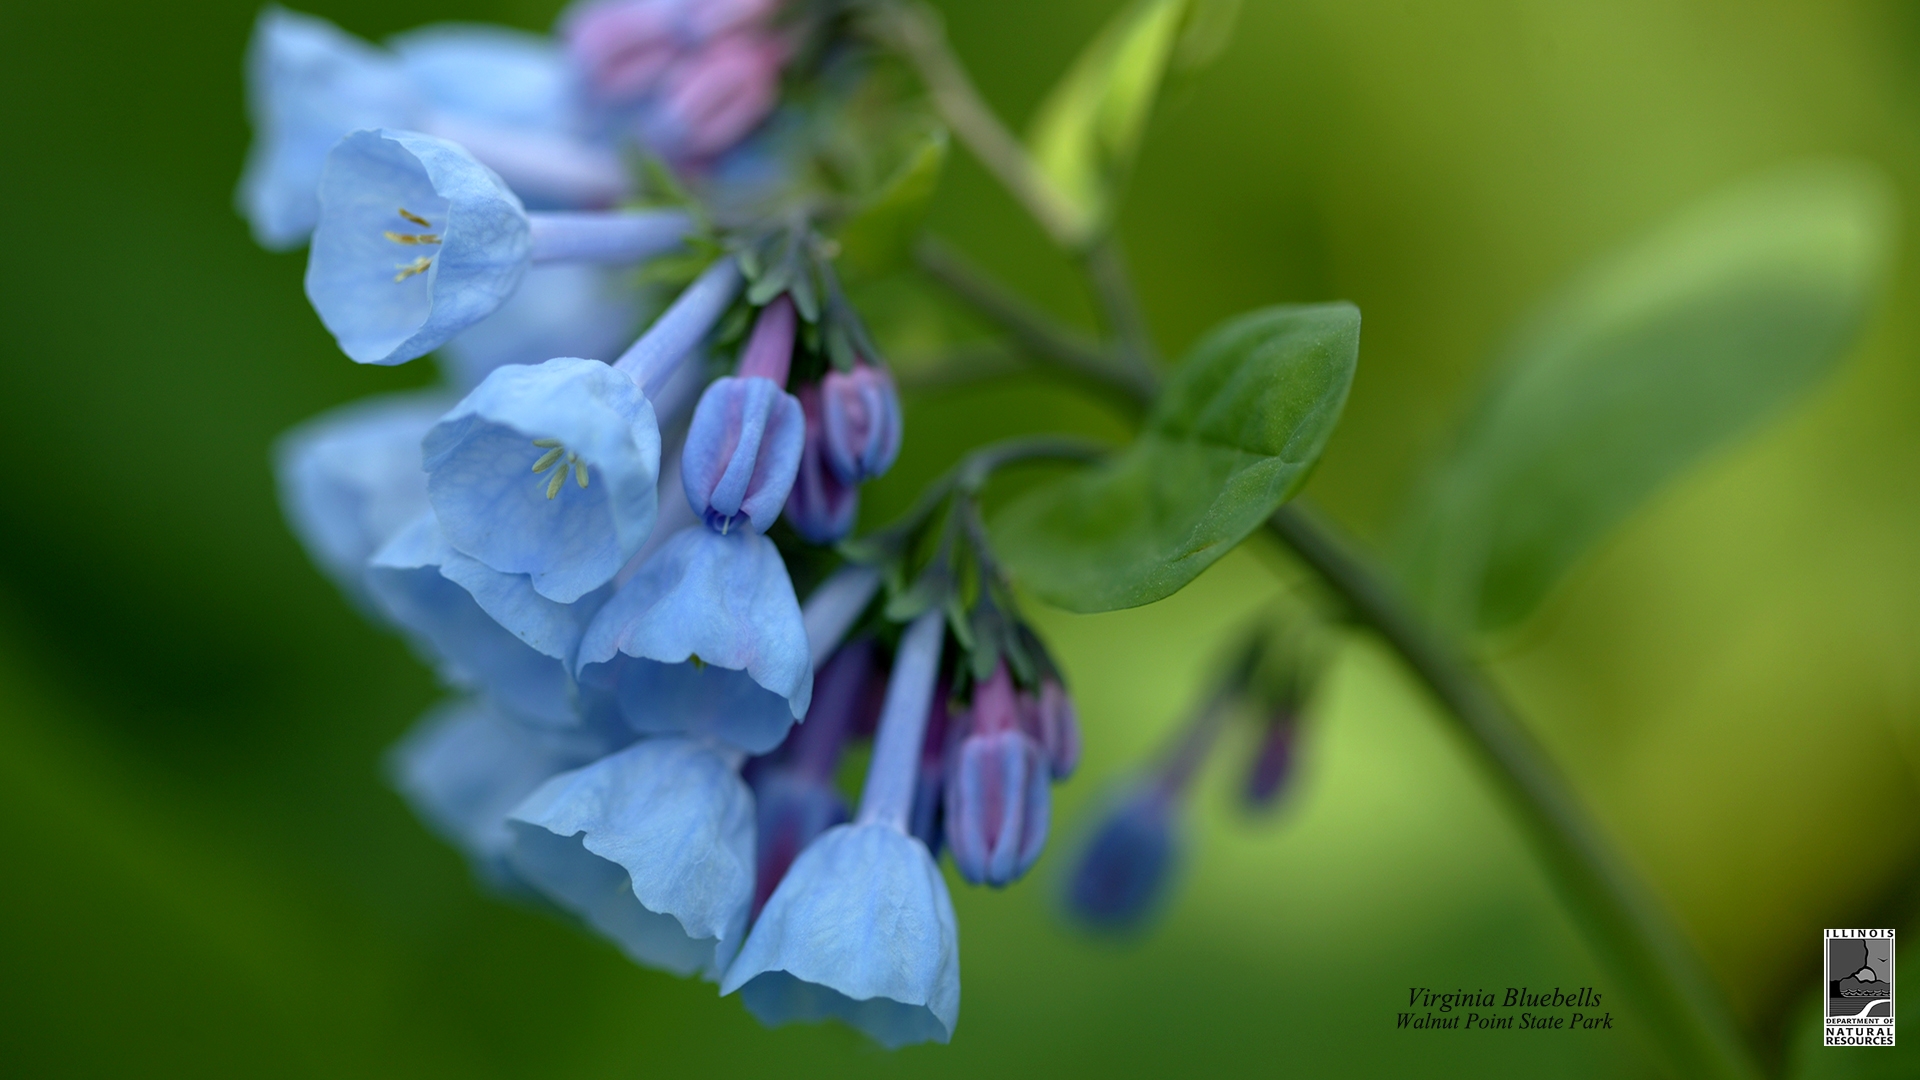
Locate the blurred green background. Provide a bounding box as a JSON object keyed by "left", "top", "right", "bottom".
{"left": 2, "top": 0, "right": 1918, "bottom": 1076}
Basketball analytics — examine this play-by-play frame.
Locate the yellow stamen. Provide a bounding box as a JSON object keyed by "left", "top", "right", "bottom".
{"left": 546, "top": 468, "right": 565, "bottom": 500}
{"left": 532, "top": 438, "right": 562, "bottom": 448}
{"left": 574, "top": 461, "right": 589, "bottom": 489}
{"left": 383, "top": 230, "right": 442, "bottom": 245}
{"left": 393, "top": 256, "right": 432, "bottom": 282}
{"left": 532, "top": 447, "right": 566, "bottom": 473}
{"left": 689, "top": 654, "right": 707, "bottom": 672}
{"left": 397, "top": 207, "right": 432, "bottom": 227}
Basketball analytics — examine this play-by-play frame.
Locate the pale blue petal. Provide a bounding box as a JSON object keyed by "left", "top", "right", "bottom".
{"left": 424, "top": 358, "right": 660, "bottom": 603}
{"left": 367, "top": 513, "right": 603, "bottom": 726}
{"left": 721, "top": 823, "right": 959, "bottom": 1047}
{"left": 306, "top": 128, "right": 531, "bottom": 366}
{"left": 238, "top": 7, "right": 418, "bottom": 250}
{"left": 387, "top": 697, "right": 627, "bottom": 886}
{"left": 439, "top": 264, "right": 644, "bottom": 390}
{"left": 388, "top": 24, "right": 579, "bottom": 134}
{"left": 576, "top": 526, "right": 810, "bottom": 752}
{"left": 273, "top": 388, "right": 448, "bottom": 606}
{"left": 507, "top": 738, "right": 754, "bottom": 976}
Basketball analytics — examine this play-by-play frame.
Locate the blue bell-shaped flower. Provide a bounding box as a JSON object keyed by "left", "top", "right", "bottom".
{"left": 423, "top": 357, "right": 661, "bottom": 603}
{"left": 306, "top": 128, "right": 691, "bottom": 366}
{"left": 507, "top": 737, "right": 755, "bottom": 976}
{"left": 723, "top": 609, "right": 960, "bottom": 1047}
{"left": 388, "top": 696, "right": 630, "bottom": 888}
{"left": 574, "top": 525, "right": 810, "bottom": 753}
{"left": 306, "top": 129, "right": 531, "bottom": 365}
{"left": 274, "top": 388, "right": 449, "bottom": 608}
{"left": 368, "top": 513, "right": 606, "bottom": 726}
{"left": 238, "top": 7, "right": 417, "bottom": 250}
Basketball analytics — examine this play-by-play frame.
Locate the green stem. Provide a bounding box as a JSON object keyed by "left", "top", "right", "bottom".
{"left": 868, "top": 3, "right": 1084, "bottom": 249}
{"left": 914, "top": 237, "right": 1154, "bottom": 409}
{"left": 1084, "top": 236, "right": 1161, "bottom": 377}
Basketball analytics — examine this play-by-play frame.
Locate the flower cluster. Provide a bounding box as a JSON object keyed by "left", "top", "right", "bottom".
{"left": 252, "top": 3, "right": 1078, "bottom": 1048}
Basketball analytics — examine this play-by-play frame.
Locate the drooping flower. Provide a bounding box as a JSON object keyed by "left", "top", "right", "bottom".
{"left": 1063, "top": 693, "right": 1229, "bottom": 933}
{"left": 274, "top": 388, "right": 448, "bottom": 606}
{"left": 238, "top": 8, "right": 629, "bottom": 250}
{"left": 423, "top": 358, "right": 661, "bottom": 603}
{"left": 944, "top": 662, "right": 1050, "bottom": 887}
{"left": 367, "top": 513, "right": 606, "bottom": 726}
{"left": 306, "top": 128, "right": 690, "bottom": 366}
{"left": 723, "top": 608, "right": 960, "bottom": 1048}
{"left": 575, "top": 525, "right": 810, "bottom": 753}
{"left": 388, "top": 696, "right": 630, "bottom": 887}
{"left": 507, "top": 737, "right": 755, "bottom": 976}
{"left": 1062, "top": 784, "right": 1182, "bottom": 932}
{"left": 819, "top": 362, "right": 902, "bottom": 485}
{"left": 239, "top": 7, "right": 417, "bottom": 250}
{"left": 680, "top": 298, "right": 804, "bottom": 534}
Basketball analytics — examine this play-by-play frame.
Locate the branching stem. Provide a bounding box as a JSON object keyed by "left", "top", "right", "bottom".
{"left": 913, "top": 237, "right": 1155, "bottom": 409}
{"left": 882, "top": 7, "right": 1766, "bottom": 1079}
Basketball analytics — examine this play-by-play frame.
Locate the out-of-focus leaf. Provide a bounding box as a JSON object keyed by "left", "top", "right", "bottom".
{"left": 835, "top": 125, "right": 948, "bottom": 279}
{"left": 994, "top": 304, "right": 1359, "bottom": 612}
{"left": 1026, "top": 0, "right": 1191, "bottom": 245}
{"left": 1396, "top": 161, "right": 1898, "bottom": 634}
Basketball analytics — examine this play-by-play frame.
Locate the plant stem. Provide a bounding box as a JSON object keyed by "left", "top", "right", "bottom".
{"left": 914, "top": 237, "right": 1155, "bottom": 409}
{"left": 884, "top": 9, "right": 1763, "bottom": 1078}
{"left": 1267, "top": 503, "right": 1760, "bottom": 1080}
{"left": 869, "top": 3, "right": 1084, "bottom": 249}
{"left": 1085, "top": 236, "right": 1162, "bottom": 376}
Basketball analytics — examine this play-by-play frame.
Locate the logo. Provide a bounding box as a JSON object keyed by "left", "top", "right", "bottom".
{"left": 1825, "top": 929, "right": 1894, "bottom": 1047}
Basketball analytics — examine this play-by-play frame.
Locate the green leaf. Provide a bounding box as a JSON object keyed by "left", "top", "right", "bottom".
{"left": 1396, "top": 161, "right": 1898, "bottom": 635}
{"left": 834, "top": 125, "right": 948, "bottom": 279}
{"left": 1026, "top": 0, "right": 1191, "bottom": 245}
{"left": 993, "top": 304, "right": 1360, "bottom": 612}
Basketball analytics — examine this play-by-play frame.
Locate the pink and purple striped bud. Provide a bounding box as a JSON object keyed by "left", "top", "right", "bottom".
{"left": 562, "top": 0, "right": 681, "bottom": 102}
{"left": 820, "top": 363, "right": 903, "bottom": 485}
{"left": 680, "top": 297, "right": 803, "bottom": 534}
{"left": 783, "top": 384, "right": 861, "bottom": 543}
{"left": 944, "top": 663, "right": 1050, "bottom": 887}
{"left": 1024, "top": 677, "right": 1081, "bottom": 781}
{"left": 645, "top": 34, "right": 787, "bottom": 161}
{"left": 562, "top": 0, "right": 788, "bottom": 163}
{"left": 562, "top": 0, "right": 780, "bottom": 101}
